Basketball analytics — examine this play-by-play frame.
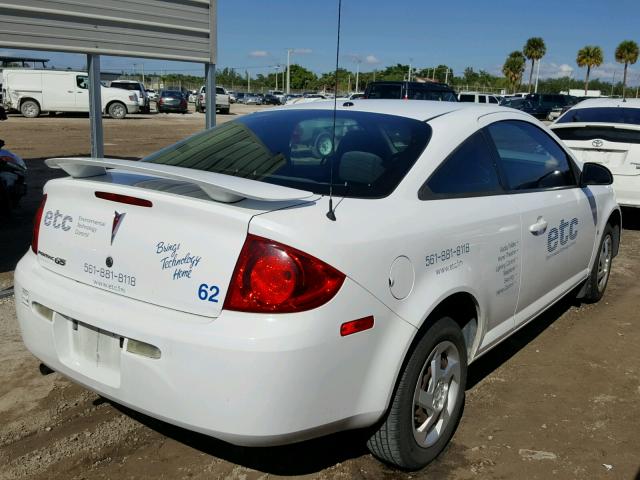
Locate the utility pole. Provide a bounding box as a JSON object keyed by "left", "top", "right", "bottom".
{"left": 610, "top": 71, "right": 616, "bottom": 96}
{"left": 286, "top": 48, "right": 293, "bottom": 95}
{"left": 407, "top": 61, "right": 412, "bottom": 82}
{"left": 274, "top": 65, "right": 279, "bottom": 90}
{"left": 355, "top": 59, "right": 360, "bottom": 92}
{"left": 534, "top": 60, "right": 540, "bottom": 93}
{"left": 246, "top": 70, "right": 250, "bottom": 93}
{"left": 445, "top": 68, "right": 449, "bottom": 84}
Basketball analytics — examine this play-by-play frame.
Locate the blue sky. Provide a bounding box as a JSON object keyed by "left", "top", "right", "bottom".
{"left": 2, "top": 0, "right": 640, "bottom": 84}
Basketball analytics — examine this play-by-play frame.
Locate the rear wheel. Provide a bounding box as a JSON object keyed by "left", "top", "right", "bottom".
{"left": 21, "top": 100, "right": 40, "bottom": 118}
{"left": 108, "top": 102, "right": 127, "bottom": 119}
{"left": 367, "top": 317, "right": 467, "bottom": 470}
{"left": 583, "top": 224, "right": 614, "bottom": 302}
{"left": 221, "top": 107, "right": 230, "bottom": 114}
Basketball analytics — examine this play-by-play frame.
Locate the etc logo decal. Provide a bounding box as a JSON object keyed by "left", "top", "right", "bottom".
{"left": 111, "top": 211, "right": 126, "bottom": 245}
{"left": 43, "top": 209, "right": 73, "bottom": 231}
{"left": 547, "top": 218, "right": 578, "bottom": 253}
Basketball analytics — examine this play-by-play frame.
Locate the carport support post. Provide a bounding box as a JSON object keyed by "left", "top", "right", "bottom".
{"left": 87, "top": 54, "right": 104, "bottom": 158}
{"left": 205, "top": 63, "right": 216, "bottom": 129}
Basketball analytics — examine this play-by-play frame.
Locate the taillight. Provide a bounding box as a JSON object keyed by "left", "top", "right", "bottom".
{"left": 224, "top": 234, "right": 345, "bottom": 313}
{"left": 31, "top": 194, "right": 47, "bottom": 254}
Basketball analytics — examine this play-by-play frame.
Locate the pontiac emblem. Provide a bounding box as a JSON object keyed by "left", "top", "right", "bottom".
{"left": 111, "top": 211, "right": 126, "bottom": 245}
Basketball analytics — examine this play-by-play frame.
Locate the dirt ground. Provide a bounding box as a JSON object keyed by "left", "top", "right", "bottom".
{"left": 1, "top": 106, "right": 640, "bottom": 480}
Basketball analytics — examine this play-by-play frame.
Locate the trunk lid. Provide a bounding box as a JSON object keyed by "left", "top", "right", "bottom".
{"left": 37, "top": 169, "right": 316, "bottom": 318}
{"left": 552, "top": 123, "right": 640, "bottom": 176}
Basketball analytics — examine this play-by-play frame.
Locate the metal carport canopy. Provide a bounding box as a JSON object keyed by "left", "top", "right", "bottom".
{"left": 0, "top": 0, "right": 218, "bottom": 155}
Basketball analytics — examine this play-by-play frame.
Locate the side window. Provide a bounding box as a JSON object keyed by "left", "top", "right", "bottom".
{"left": 489, "top": 96, "right": 499, "bottom": 104}
{"left": 487, "top": 121, "right": 576, "bottom": 191}
{"left": 459, "top": 94, "right": 474, "bottom": 102}
{"left": 76, "top": 76, "right": 88, "bottom": 89}
{"left": 478, "top": 95, "right": 487, "bottom": 103}
{"left": 421, "top": 131, "right": 503, "bottom": 198}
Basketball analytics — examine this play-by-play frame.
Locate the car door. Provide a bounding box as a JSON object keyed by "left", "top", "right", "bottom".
{"left": 419, "top": 130, "right": 521, "bottom": 351}
{"left": 44, "top": 73, "right": 77, "bottom": 111}
{"left": 485, "top": 120, "right": 591, "bottom": 327}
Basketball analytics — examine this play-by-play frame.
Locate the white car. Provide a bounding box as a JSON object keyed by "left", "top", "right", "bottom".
{"left": 15, "top": 101, "right": 620, "bottom": 470}
{"left": 109, "top": 80, "right": 150, "bottom": 113}
{"left": 457, "top": 92, "right": 500, "bottom": 104}
{"left": 551, "top": 98, "right": 640, "bottom": 207}
{"left": 2, "top": 69, "right": 139, "bottom": 119}
{"left": 195, "top": 85, "right": 230, "bottom": 114}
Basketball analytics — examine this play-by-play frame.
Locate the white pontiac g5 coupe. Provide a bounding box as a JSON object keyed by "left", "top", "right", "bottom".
{"left": 15, "top": 100, "right": 620, "bottom": 469}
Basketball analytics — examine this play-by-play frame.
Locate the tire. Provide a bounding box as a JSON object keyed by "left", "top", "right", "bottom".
{"left": 108, "top": 102, "right": 127, "bottom": 119}
{"left": 20, "top": 100, "right": 40, "bottom": 118}
{"left": 367, "top": 317, "right": 467, "bottom": 470}
{"left": 221, "top": 107, "right": 230, "bottom": 114}
{"left": 583, "top": 224, "right": 614, "bottom": 303}
{"left": 195, "top": 103, "right": 201, "bottom": 113}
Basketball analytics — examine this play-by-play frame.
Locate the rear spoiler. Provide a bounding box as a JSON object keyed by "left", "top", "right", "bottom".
{"left": 45, "top": 157, "right": 314, "bottom": 203}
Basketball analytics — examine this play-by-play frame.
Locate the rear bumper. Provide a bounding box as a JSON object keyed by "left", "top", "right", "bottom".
{"left": 613, "top": 174, "right": 640, "bottom": 207}
{"left": 157, "top": 105, "right": 187, "bottom": 112}
{"left": 15, "top": 252, "right": 415, "bottom": 446}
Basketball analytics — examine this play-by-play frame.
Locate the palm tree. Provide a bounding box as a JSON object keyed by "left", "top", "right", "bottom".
{"left": 523, "top": 37, "right": 546, "bottom": 93}
{"left": 503, "top": 51, "right": 526, "bottom": 93}
{"left": 576, "top": 46, "right": 604, "bottom": 95}
{"left": 615, "top": 40, "right": 639, "bottom": 99}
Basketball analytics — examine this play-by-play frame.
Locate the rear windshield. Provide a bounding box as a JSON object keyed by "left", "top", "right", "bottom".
{"left": 553, "top": 126, "right": 640, "bottom": 144}
{"left": 557, "top": 107, "right": 640, "bottom": 125}
{"left": 161, "top": 91, "right": 182, "bottom": 97}
{"left": 143, "top": 110, "right": 431, "bottom": 198}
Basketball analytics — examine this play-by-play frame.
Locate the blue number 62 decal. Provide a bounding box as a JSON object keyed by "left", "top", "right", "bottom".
{"left": 198, "top": 283, "right": 220, "bottom": 303}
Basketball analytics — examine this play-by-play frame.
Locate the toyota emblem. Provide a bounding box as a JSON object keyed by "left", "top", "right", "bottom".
{"left": 592, "top": 139, "right": 604, "bottom": 148}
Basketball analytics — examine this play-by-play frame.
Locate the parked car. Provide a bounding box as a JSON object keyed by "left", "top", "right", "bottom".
{"left": 2, "top": 69, "right": 139, "bottom": 119}
{"left": 500, "top": 96, "right": 537, "bottom": 115}
{"left": 244, "top": 94, "right": 263, "bottom": 105}
{"left": 262, "top": 94, "right": 281, "bottom": 105}
{"left": 0, "top": 109, "right": 27, "bottom": 217}
{"left": 145, "top": 89, "right": 158, "bottom": 101}
{"left": 109, "top": 80, "right": 150, "bottom": 113}
{"left": 269, "top": 90, "right": 286, "bottom": 104}
{"left": 364, "top": 81, "right": 457, "bottom": 102}
{"left": 551, "top": 98, "right": 640, "bottom": 207}
{"left": 522, "top": 93, "right": 575, "bottom": 119}
{"left": 16, "top": 100, "right": 619, "bottom": 471}
{"left": 228, "top": 91, "right": 237, "bottom": 103}
{"left": 157, "top": 90, "right": 188, "bottom": 113}
{"left": 195, "top": 86, "right": 230, "bottom": 114}
{"left": 235, "top": 92, "right": 247, "bottom": 104}
{"left": 458, "top": 92, "right": 500, "bottom": 104}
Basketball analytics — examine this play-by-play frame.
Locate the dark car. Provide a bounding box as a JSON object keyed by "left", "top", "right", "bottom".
{"left": 522, "top": 94, "right": 575, "bottom": 120}
{"left": 263, "top": 94, "right": 281, "bottom": 105}
{"left": 500, "top": 97, "right": 537, "bottom": 115}
{"left": 364, "top": 81, "right": 457, "bottom": 102}
{"left": 157, "top": 90, "right": 189, "bottom": 114}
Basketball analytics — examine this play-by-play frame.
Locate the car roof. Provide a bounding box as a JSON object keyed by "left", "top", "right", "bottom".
{"left": 569, "top": 98, "right": 640, "bottom": 110}
{"left": 276, "top": 99, "right": 522, "bottom": 122}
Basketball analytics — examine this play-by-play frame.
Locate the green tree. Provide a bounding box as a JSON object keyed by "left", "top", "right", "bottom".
{"left": 576, "top": 46, "right": 604, "bottom": 95}
{"left": 503, "top": 51, "right": 526, "bottom": 93}
{"left": 288, "top": 64, "right": 318, "bottom": 91}
{"left": 523, "top": 37, "right": 546, "bottom": 93}
{"left": 615, "top": 40, "right": 639, "bottom": 98}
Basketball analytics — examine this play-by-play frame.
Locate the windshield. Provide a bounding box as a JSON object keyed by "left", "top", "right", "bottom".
{"left": 557, "top": 107, "right": 640, "bottom": 125}
{"left": 143, "top": 110, "right": 431, "bottom": 198}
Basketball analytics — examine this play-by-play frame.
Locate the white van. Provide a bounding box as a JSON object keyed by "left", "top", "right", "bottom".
{"left": 2, "top": 69, "right": 140, "bottom": 119}
{"left": 458, "top": 92, "right": 500, "bottom": 104}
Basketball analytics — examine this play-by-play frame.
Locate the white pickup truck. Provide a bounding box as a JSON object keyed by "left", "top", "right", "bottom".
{"left": 2, "top": 69, "right": 140, "bottom": 119}
{"left": 195, "top": 85, "right": 230, "bottom": 114}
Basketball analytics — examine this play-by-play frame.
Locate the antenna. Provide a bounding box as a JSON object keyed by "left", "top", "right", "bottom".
{"left": 326, "top": 0, "right": 342, "bottom": 221}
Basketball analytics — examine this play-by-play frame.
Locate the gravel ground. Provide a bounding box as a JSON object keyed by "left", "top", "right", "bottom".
{"left": 0, "top": 106, "right": 639, "bottom": 479}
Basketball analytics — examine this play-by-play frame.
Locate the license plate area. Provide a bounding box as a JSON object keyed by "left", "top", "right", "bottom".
{"left": 53, "top": 313, "right": 122, "bottom": 388}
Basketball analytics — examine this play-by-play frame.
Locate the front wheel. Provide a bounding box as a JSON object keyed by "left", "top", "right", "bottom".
{"left": 368, "top": 317, "right": 467, "bottom": 470}
{"left": 108, "top": 102, "right": 127, "bottom": 119}
{"left": 583, "top": 224, "right": 614, "bottom": 302}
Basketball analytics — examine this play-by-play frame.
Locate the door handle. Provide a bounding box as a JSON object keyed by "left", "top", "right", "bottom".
{"left": 529, "top": 217, "right": 548, "bottom": 236}
{"left": 67, "top": 90, "right": 74, "bottom": 93}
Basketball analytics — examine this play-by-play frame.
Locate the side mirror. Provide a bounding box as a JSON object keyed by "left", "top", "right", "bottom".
{"left": 580, "top": 162, "right": 613, "bottom": 186}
